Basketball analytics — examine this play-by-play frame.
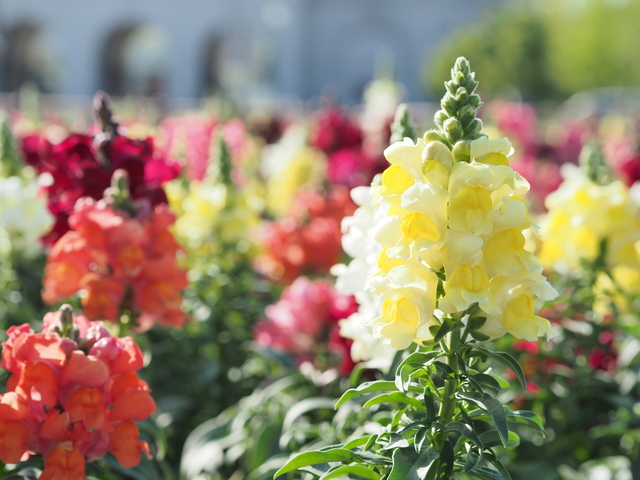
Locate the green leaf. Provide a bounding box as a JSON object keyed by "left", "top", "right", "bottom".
{"left": 457, "top": 392, "right": 509, "bottom": 447}
{"left": 363, "top": 393, "right": 426, "bottom": 411}
{"left": 508, "top": 410, "right": 545, "bottom": 432}
{"left": 436, "top": 440, "right": 454, "bottom": 480}
{"left": 381, "top": 433, "right": 410, "bottom": 451}
{"left": 364, "top": 435, "right": 379, "bottom": 451}
{"left": 473, "top": 374, "right": 503, "bottom": 394}
{"left": 469, "top": 408, "right": 546, "bottom": 435}
{"left": 396, "top": 351, "right": 441, "bottom": 374}
{"left": 343, "top": 436, "right": 375, "bottom": 450}
{"left": 470, "top": 465, "right": 511, "bottom": 480}
{"left": 434, "top": 361, "right": 456, "bottom": 380}
{"left": 470, "top": 331, "right": 491, "bottom": 342}
{"left": 484, "top": 452, "right": 512, "bottom": 480}
{"left": 388, "top": 447, "right": 439, "bottom": 480}
{"left": 467, "top": 315, "right": 487, "bottom": 331}
{"left": 249, "top": 423, "right": 282, "bottom": 471}
{"left": 275, "top": 449, "right": 366, "bottom": 477}
{"left": 471, "top": 346, "right": 527, "bottom": 390}
{"left": 442, "top": 422, "right": 483, "bottom": 450}
{"left": 478, "top": 430, "right": 520, "bottom": 448}
{"left": 336, "top": 381, "right": 398, "bottom": 408}
{"left": 351, "top": 449, "right": 393, "bottom": 465}
{"left": 466, "top": 375, "right": 484, "bottom": 394}
{"left": 464, "top": 450, "right": 479, "bottom": 473}
{"left": 283, "top": 397, "right": 336, "bottom": 430}
{"left": 433, "top": 318, "right": 461, "bottom": 344}
{"left": 321, "top": 465, "right": 381, "bottom": 480}
{"left": 423, "top": 388, "right": 437, "bottom": 424}
{"left": 397, "top": 365, "right": 428, "bottom": 392}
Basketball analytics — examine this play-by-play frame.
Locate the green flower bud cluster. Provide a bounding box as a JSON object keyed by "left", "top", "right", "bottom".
{"left": 433, "top": 57, "right": 485, "bottom": 147}
{"left": 579, "top": 142, "right": 613, "bottom": 186}
{"left": 390, "top": 103, "right": 417, "bottom": 143}
{"left": 216, "top": 134, "right": 233, "bottom": 187}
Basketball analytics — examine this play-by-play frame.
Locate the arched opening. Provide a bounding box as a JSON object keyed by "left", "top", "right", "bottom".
{"left": 202, "top": 35, "right": 224, "bottom": 95}
{"left": 201, "top": 28, "right": 275, "bottom": 100}
{"left": 1, "top": 23, "right": 57, "bottom": 92}
{"left": 102, "top": 24, "right": 168, "bottom": 96}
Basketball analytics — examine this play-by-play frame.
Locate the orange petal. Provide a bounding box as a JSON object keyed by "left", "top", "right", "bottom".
{"left": 0, "top": 392, "right": 35, "bottom": 420}
{"left": 109, "top": 389, "right": 156, "bottom": 422}
{"left": 0, "top": 419, "right": 29, "bottom": 463}
{"left": 108, "top": 421, "right": 150, "bottom": 468}
{"left": 16, "top": 361, "right": 58, "bottom": 407}
{"left": 64, "top": 387, "right": 105, "bottom": 430}
{"left": 61, "top": 352, "right": 109, "bottom": 388}
{"left": 40, "top": 410, "right": 72, "bottom": 442}
{"left": 40, "top": 447, "right": 86, "bottom": 480}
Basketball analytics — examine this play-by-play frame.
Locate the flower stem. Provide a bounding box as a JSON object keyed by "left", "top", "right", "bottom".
{"left": 427, "top": 328, "right": 461, "bottom": 479}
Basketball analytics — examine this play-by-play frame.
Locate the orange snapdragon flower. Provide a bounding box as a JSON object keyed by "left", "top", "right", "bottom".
{"left": 43, "top": 197, "right": 188, "bottom": 330}
{"left": 0, "top": 307, "right": 155, "bottom": 473}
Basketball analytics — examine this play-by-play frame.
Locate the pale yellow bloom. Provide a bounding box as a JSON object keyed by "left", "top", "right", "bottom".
{"left": 365, "top": 135, "right": 556, "bottom": 347}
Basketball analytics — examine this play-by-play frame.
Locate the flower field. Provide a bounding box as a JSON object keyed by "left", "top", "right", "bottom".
{"left": 1, "top": 57, "right": 640, "bottom": 480}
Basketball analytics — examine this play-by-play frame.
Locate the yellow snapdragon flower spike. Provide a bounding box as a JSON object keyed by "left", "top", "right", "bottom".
{"left": 540, "top": 164, "right": 640, "bottom": 274}
{"left": 364, "top": 59, "right": 556, "bottom": 349}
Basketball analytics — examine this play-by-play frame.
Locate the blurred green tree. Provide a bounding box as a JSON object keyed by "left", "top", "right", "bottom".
{"left": 426, "top": 0, "right": 640, "bottom": 101}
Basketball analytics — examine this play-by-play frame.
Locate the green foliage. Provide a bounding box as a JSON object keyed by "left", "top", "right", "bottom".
{"left": 390, "top": 104, "right": 417, "bottom": 144}
{"left": 427, "top": 0, "right": 640, "bottom": 101}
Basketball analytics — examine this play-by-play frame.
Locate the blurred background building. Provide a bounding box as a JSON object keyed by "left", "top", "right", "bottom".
{"left": 0, "top": 0, "right": 502, "bottom": 104}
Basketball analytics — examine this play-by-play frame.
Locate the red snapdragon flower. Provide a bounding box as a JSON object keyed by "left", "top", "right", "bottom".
{"left": 42, "top": 197, "right": 188, "bottom": 330}
{"left": 0, "top": 308, "right": 155, "bottom": 476}
{"left": 256, "top": 186, "right": 356, "bottom": 283}
{"left": 21, "top": 132, "right": 180, "bottom": 245}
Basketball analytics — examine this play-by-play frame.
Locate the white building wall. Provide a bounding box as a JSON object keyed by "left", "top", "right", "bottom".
{"left": 0, "top": 0, "right": 502, "bottom": 102}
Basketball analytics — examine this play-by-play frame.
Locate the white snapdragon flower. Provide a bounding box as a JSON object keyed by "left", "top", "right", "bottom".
{"left": 0, "top": 175, "right": 53, "bottom": 256}
{"left": 331, "top": 185, "right": 396, "bottom": 364}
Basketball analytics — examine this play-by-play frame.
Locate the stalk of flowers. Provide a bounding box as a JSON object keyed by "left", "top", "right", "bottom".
{"left": 0, "top": 174, "right": 54, "bottom": 257}
{"left": 167, "top": 135, "right": 262, "bottom": 263}
{"left": 0, "top": 305, "right": 155, "bottom": 478}
{"left": 254, "top": 276, "right": 358, "bottom": 376}
{"left": 20, "top": 92, "right": 181, "bottom": 246}
{"left": 330, "top": 185, "right": 397, "bottom": 366}
{"left": 261, "top": 124, "right": 327, "bottom": 217}
{"left": 538, "top": 144, "right": 640, "bottom": 310}
{"left": 254, "top": 186, "right": 356, "bottom": 283}
{"left": 42, "top": 170, "right": 188, "bottom": 331}
{"left": 276, "top": 57, "right": 556, "bottom": 480}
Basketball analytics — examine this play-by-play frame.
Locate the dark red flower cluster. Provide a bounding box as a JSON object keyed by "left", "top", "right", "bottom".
{"left": 255, "top": 186, "right": 356, "bottom": 283}
{"left": 22, "top": 133, "right": 181, "bottom": 245}
{"left": 0, "top": 308, "right": 155, "bottom": 479}
{"left": 310, "top": 108, "right": 386, "bottom": 189}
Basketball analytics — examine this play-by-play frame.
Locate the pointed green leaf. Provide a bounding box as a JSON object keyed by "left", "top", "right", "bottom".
{"left": 423, "top": 388, "right": 437, "bottom": 424}
{"left": 336, "top": 381, "right": 398, "bottom": 408}
{"left": 457, "top": 392, "right": 509, "bottom": 447}
{"left": 321, "top": 465, "right": 381, "bottom": 480}
{"left": 434, "top": 318, "right": 461, "bottom": 344}
{"left": 471, "top": 346, "right": 527, "bottom": 390}
{"left": 275, "top": 448, "right": 390, "bottom": 478}
{"left": 442, "top": 422, "right": 483, "bottom": 450}
{"left": 478, "top": 430, "right": 520, "bottom": 448}
{"left": 283, "top": 397, "right": 336, "bottom": 429}
{"left": 363, "top": 393, "right": 425, "bottom": 411}
{"left": 436, "top": 440, "right": 454, "bottom": 480}
{"left": 470, "top": 466, "right": 510, "bottom": 480}
{"left": 388, "top": 447, "right": 439, "bottom": 480}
